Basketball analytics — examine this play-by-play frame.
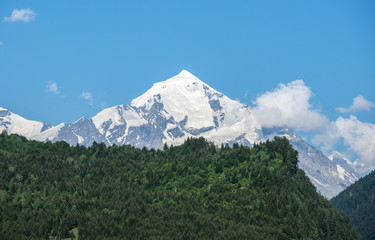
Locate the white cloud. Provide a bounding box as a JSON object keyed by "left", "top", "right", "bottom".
{"left": 252, "top": 80, "right": 375, "bottom": 171}
{"left": 46, "top": 81, "right": 59, "bottom": 95}
{"left": 81, "top": 92, "right": 94, "bottom": 105}
{"left": 252, "top": 80, "right": 329, "bottom": 131}
{"left": 3, "top": 8, "right": 37, "bottom": 23}
{"left": 336, "top": 95, "right": 374, "bottom": 113}
{"left": 313, "top": 115, "right": 375, "bottom": 170}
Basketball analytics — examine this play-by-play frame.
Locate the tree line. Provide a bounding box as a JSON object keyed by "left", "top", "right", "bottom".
{"left": 0, "top": 131, "right": 363, "bottom": 239}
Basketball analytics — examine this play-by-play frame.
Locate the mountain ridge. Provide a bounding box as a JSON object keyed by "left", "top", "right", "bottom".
{"left": 0, "top": 70, "right": 363, "bottom": 198}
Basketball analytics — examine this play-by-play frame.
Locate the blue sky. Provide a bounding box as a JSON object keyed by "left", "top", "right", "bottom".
{"left": 0, "top": 1, "right": 374, "bottom": 166}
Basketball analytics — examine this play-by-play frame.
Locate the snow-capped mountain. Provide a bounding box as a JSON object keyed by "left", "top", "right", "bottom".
{"left": 0, "top": 107, "right": 51, "bottom": 137}
{"left": 329, "top": 151, "right": 358, "bottom": 178}
{"left": 92, "top": 70, "right": 261, "bottom": 148}
{"left": 0, "top": 107, "right": 107, "bottom": 146}
{"left": 0, "top": 70, "right": 361, "bottom": 198}
{"left": 328, "top": 151, "right": 368, "bottom": 180}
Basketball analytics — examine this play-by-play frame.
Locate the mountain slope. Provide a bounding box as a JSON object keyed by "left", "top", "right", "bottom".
{"left": 0, "top": 133, "right": 363, "bottom": 239}
{"left": 263, "top": 127, "right": 360, "bottom": 198}
{"left": 331, "top": 170, "right": 375, "bottom": 240}
{"left": 0, "top": 107, "right": 51, "bottom": 137}
{"left": 92, "top": 70, "right": 261, "bottom": 148}
{"left": 0, "top": 70, "right": 361, "bottom": 198}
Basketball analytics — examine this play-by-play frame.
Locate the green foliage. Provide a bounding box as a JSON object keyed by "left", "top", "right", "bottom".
{"left": 331, "top": 170, "right": 375, "bottom": 240}
{"left": 0, "top": 134, "right": 363, "bottom": 239}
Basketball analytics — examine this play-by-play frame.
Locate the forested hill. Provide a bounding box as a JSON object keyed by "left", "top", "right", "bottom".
{"left": 0, "top": 132, "right": 362, "bottom": 239}
{"left": 331, "top": 170, "right": 375, "bottom": 240}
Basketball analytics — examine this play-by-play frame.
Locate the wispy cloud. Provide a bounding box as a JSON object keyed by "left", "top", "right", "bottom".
{"left": 3, "top": 8, "right": 37, "bottom": 23}
{"left": 252, "top": 80, "right": 328, "bottom": 131}
{"left": 100, "top": 102, "right": 106, "bottom": 109}
{"left": 0, "top": 42, "right": 3, "bottom": 46}
{"left": 336, "top": 95, "right": 374, "bottom": 113}
{"left": 313, "top": 115, "right": 375, "bottom": 170}
{"left": 81, "top": 91, "right": 94, "bottom": 106}
{"left": 46, "top": 81, "right": 59, "bottom": 95}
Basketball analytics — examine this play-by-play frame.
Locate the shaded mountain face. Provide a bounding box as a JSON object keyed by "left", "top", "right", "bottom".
{"left": 0, "top": 70, "right": 361, "bottom": 198}
{"left": 331, "top": 170, "right": 375, "bottom": 240}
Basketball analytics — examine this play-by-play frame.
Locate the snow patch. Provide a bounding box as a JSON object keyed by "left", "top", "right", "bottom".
{"left": 309, "top": 175, "right": 330, "bottom": 187}
{"left": 72, "top": 131, "right": 84, "bottom": 144}
{"left": 123, "top": 107, "right": 147, "bottom": 127}
{"left": 30, "top": 123, "right": 65, "bottom": 142}
{"left": 336, "top": 164, "right": 346, "bottom": 180}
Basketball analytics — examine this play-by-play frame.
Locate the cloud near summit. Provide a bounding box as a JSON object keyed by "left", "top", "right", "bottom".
{"left": 252, "top": 80, "right": 328, "bottom": 131}
{"left": 313, "top": 116, "right": 375, "bottom": 170}
{"left": 252, "top": 80, "right": 375, "bottom": 170}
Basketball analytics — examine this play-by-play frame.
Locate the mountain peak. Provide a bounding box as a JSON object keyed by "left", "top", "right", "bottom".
{"left": 329, "top": 151, "right": 355, "bottom": 167}
{"left": 131, "top": 70, "right": 211, "bottom": 111}
{"left": 329, "top": 151, "right": 347, "bottom": 161}
{"left": 164, "top": 69, "right": 201, "bottom": 84}
{"left": 328, "top": 151, "right": 340, "bottom": 160}
{"left": 73, "top": 117, "right": 89, "bottom": 124}
{"left": 175, "top": 69, "right": 196, "bottom": 78}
